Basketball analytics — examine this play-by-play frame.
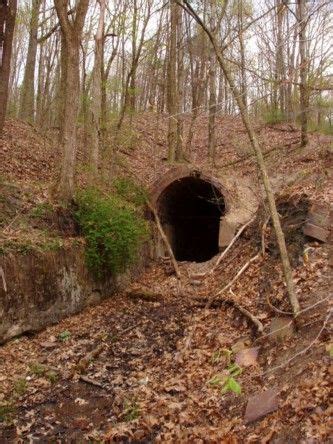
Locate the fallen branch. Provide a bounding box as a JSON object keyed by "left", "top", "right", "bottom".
{"left": 229, "top": 289, "right": 264, "bottom": 332}
{"left": 266, "top": 294, "right": 293, "bottom": 315}
{"left": 0, "top": 266, "right": 7, "bottom": 292}
{"left": 79, "top": 375, "right": 104, "bottom": 388}
{"left": 206, "top": 251, "right": 260, "bottom": 309}
{"left": 216, "top": 139, "right": 300, "bottom": 169}
{"left": 194, "top": 289, "right": 264, "bottom": 333}
{"left": 210, "top": 216, "right": 255, "bottom": 274}
{"left": 126, "top": 288, "right": 162, "bottom": 302}
{"left": 261, "top": 215, "right": 271, "bottom": 256}
{"left": 254, "top": 297, "right": 330, "bottom": 344}
{"left": 147, "top": 201, "right": 181, "bottom": 280}
{"left": 262, "top": 309, "right": 331, "bottom": 375}
{"left": 75, "top": 343, "right": 105, "bottom": 374}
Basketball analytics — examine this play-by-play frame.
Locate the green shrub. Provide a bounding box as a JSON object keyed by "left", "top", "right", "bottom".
{"left": 308, "top": 121, "right": 333, "bottom": 136}
{"left": 13, "top": 378, "right": 27, "bottom": 395}
{"left": 0, "top": 404, "right": 14, "bottom": 423}
{"left": 30, "top": 202, "right": 53, "bottom": 219}
{"left": 262, "top": 107, "right": 286, "bottom": 124}
{"left": 76, "top": 188, "right": 148, "bottom": 277}
{"left": 113, "top": 177, "right": 147, "bottom": 207}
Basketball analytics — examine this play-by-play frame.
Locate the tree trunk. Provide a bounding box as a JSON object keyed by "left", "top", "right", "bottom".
{"left": 167, "top": 0, "right": 180, "bottom": 161}
{"left": 19, "top": 0, "right": 41, "bottom": 123}
{"left": 276, "top": 0, "right": 285, "bottom": 115}
{"left": 179, "top": 0, "right": 300, "bottom": 317}
{"left": 54, "top": 0, "right": 89, "bottom": 202}
{"left": 89, "top": 0, "right": 105, "bottom": 175}
{"left": 208, "top": 0, "right": 217, "bottom": 162}
{"left": 0, "top": 0, "right": 17, "bottom": 134}
{"left": 297, "top": 0, "right": 308, "bottom": 146}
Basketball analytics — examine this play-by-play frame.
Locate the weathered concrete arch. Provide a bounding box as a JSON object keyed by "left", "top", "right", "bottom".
{"left": 149, "top": 166, "right": 231, "bottom": 210}
{"left": 149, "top": 166, "right": 236, "bottom": 262}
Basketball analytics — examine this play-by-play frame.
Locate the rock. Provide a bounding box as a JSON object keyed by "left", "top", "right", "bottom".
{"left": 269, "top": 317, "right": 294, "bottom": 341}
{"left": 303, "top": 203, "right": 332, "bottom": 243}
{"left": 231, "top": 337, "right": 252, "bottom": 353}
{"left": 244, "top": 389, "right": 279, "bottom": 424}
{"left": 235, "top": 347, "right": 260, "bottom": 367}
{"left": 190, "top": 280, "right": 203, "bottom": 286}
{"left": 219, "top": 220, "right": 236, "bottom": 248}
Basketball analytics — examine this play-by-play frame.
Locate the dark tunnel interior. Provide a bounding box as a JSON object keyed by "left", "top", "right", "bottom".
{"left": 157, "top": 176, "right": 225, "bottom": 262}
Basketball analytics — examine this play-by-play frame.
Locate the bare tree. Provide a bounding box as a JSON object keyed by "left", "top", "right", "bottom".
{"left": 19, "top": 0, "right": 42, "bottom": 123}
{"left": 167, "top": 0, "right": 183, "bottom": 161}
{"left": 297, "top": 0, "right": 308, "bottom": 146}
{"left": 89, "top": 0, "right": 106, "bottom": 174}
{"left": 54, "top": 0, "right": 89, "bottom": 202}
{"left": 0, "top": 0, "right": 17, "bottom": 134}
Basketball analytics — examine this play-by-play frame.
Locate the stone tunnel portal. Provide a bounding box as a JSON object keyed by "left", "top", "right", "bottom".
{"left": 157, "top": 176, "right": 225, "bottom": 262}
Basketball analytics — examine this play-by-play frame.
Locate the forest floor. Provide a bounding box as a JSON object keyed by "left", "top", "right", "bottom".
{"left": 0, "top": 115, "right": 332, "bottom": 442}
{"left": 0, "top": 238, "right": 331, "bottom": 442}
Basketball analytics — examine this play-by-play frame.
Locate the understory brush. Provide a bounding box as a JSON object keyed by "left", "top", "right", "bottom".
{"left": 75, "top": 186, "right": 148, "bottom": 278}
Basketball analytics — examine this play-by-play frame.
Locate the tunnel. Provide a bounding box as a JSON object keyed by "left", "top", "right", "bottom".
{"left": 157, "top": 176, "right": 225, "bottom": 262}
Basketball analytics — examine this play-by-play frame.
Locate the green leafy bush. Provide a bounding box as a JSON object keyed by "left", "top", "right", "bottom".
{"left": 76, "top": 188, "right": 148, "bottom": 277}
{"left": 113, "top": 177, "right": 147, "bottom": 207}
{"left": 262, "top": 107, "right": 286, "bottom": 125}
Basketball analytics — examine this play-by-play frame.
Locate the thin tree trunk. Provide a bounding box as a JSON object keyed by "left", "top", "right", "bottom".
{"left": 54, "top": 0, "right": 89, "bottom": 202}
{"left": 89, "top": 0, "right": 105, "bottom": 175}
{"left": 167, "top": 0, "right": 179, "bottom": 161}
{"left": 297, "top": 0, "right": 308, "bottom": 146}
{"left": 0, "top": 0, "right": 17, "bottom": 134}
{"left": 208, "top": 0, "right": 217, "bottom": 162}
{"left": 19, "top": 0, "right": 41, "bottom": 123}
{"left": 178, "top": 0, "right": 300, "bottom": 317}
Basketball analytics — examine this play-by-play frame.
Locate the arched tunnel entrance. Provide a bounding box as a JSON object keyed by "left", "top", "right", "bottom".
{"left": 157, "top": 176, "right": 225, "bottom": 262}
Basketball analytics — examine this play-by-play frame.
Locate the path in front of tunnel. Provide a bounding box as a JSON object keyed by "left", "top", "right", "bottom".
{"left": 0, "top": 216, "right": 331, "bottom": 441}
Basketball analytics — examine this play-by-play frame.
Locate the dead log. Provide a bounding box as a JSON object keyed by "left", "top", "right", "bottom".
{"left": 79, "top": 375, "right": 104, "bottom": 388}
{"left": 126, "top": 288, "right": 162, "bottom": 302}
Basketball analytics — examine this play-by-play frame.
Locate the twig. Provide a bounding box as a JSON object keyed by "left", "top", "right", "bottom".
{"left": 266, "top": 294, "right": 293, "bottom": 315}
{"left": 197, "top": 289, "right": 264, "bottom": 332}
{"left": 261, "top": 215, "right": 271, "bottom": 256}
{"left": 254, "top": 297, "right": 330, "bottom": 343}
{"left": 2, "top": 212, "right": 22, "bottom": 234}
{"left": 229, "top": 289, "right": 264, "bottom": 333}
{"left": 209, "top": 216, "right": 255, "bottom": 274}
{"left": 0, "top": 266, "right": 7, "bottom": 292}
{"left": 147, "top": 201, "right": 181, "bottom": 280}
{"left": 206, "top": 251, "right": 260, "bottom": 309}
{"left": 75, "top": 343, "right": 105, "bottom": 374}
{"left": 79, "top": 375, "right": 104, "bottom": 388}
{"left": 262, "top": 309, "right": 331, "bottom": 375}
{"left": 267, "top": 294, "right": 330, "bottom": 317}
